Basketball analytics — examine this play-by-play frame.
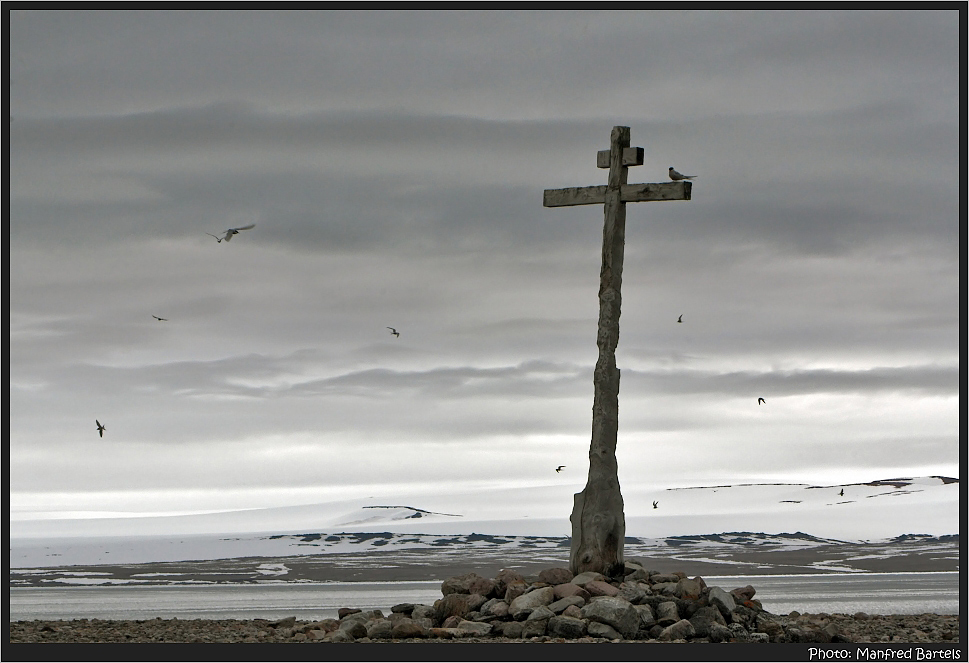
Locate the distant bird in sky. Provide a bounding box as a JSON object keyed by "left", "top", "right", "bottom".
{"left": 96, "top": 420, "right": 106, "bottom": 438}
{"left": 152, "top": 315, "right": 168, "bottom": 321}
{"left": 668, "top": 167, "right": 696, "bottom": 181}
{"left": 652, "top": 501, "right": 659, "bottom": 509}
{"left": 758, "top": 398, "right": 766, "bottom": 405}
{"left": 387, "top": 327, "right": 400, "bottom": 338}
{"left": 555, "top": 466, "right": 566, "bottom": 473}
{"left": 839, "top": 488, "right": 844, "bottom": 497}
{"left": 207, "top": 224, "right": 256, "bottom": 243}
{"left": 677, "top": 314, "right": 683, "bottom": 323}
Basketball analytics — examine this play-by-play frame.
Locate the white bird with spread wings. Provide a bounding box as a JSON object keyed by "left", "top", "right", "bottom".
{"left": 206, "top": 224, "right": 256, "bottom": 243}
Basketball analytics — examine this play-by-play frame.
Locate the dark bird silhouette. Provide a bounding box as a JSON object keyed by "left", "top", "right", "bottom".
{"left": 387, "top": 327, "right": 400, "bottom": 338}
{"left": 839, "top": 488, "right": 844, "bottom": 497}
{"left": 758, "top": 398, "right": 766, "bottom": 405}
{"left": 555, "top": 466, "right": 566, "bottom": 473}
{"left": 207, "top": 224, "right": 256, "bottom": 243}
{"left": 652, "top": 501, "right": 659, "bottom": 509}
{"left": 96, "top": 420, "right": 106, "bottom": 438}
{"left": 677, "top": 314, "right": 683, "bottom": 323}
{"left": 152, "top": 315, "right": 168, "bottom": 321}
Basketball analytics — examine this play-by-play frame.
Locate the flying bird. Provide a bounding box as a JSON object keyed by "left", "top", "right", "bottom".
{"left": 839, "top": 488, "right": 844, "bottom": 497}
{"left": 652, "top": 501, "right": 659, "bottom": 509}
{"left": 207, "top": 224, "right": 256, "bottom": 243}
{"left": 222, "top": 223, "right": 255, "bottom": 241}
{"left": 386, "top": 327, "right": 400, "bottom": 338}
{"left": 677, "top": 314, "right": 683, "bottom": 323}
{"left": 555, "top": 466, "right": 566, "bottom": 473}
{"left": 668, "top": 167, "right": 696, "bottom": 181}
{"left": 152, "top": 315, "right": 168, "bottom": 321}
{"left": 96, "top": 420, "right": 106, "bottom": 438}
{"left": 758, "top": 398, "right": 766, "bottom": 405}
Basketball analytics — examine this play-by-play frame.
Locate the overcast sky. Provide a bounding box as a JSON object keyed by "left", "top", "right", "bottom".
{"left": 7, "top": 10, "right": 961, "bottom": 535}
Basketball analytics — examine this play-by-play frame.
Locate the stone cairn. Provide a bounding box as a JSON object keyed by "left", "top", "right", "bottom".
{"left": 268, "top": 561, "right": 847, "bottom": 643}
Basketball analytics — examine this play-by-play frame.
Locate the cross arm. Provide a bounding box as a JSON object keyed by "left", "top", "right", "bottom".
{"left": 543, "top": 181, "right": 692, "bottom": 207}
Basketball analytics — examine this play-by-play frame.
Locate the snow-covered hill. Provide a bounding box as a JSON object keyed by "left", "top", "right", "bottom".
{"left": 10, "top": 476, "right": 959, "bottom": 541}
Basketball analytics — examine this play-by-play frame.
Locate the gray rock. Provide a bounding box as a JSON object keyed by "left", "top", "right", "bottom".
{"left": 587, "top": 621, "right": 622, "bottom": 640}
{"left": 338, "top": 620, "right": 368, "bottom": 639}
{"left": 548, "top": 596, "right": 585, "bottom": 614}
{"left": 454, "top": 620, "right": 493, "bottom": 638}
{"left": 441, "top": 615, "right": 462, "bottom": 629}
{"left": 391, "top": 603, "right": 415, "bottom": 614}
{"left": 584, "top": 580, "right": 620, "bottom": 597}
{"left": 509, "top": 586, "right": 555, "bottom": 619}
{"left": 730, "top": 605, "right": 759, "bottom": 629}
{"left": 411, "top": 604, "right": 435, "bottom": 621}
{"left": 434, "top": 592, "right": 486, "bottom": 622}
{"left": 571, "top": 571, "right": 607, "bottom": 586}
{"left": 366, "top": 620, "right": 393, "bottom": 639}
{"left": 562, "top": 604, "right": 583, "bottom": 619}
{"left": 750, "top": 632, "right": 770, "bottom": 643}
{"left": 663, "top": 618, "right": 696, "bottom": 641}
{"left": 504, "top": 581, "right": 528, "bottom": 604}
{"left": 522, "top": 619, "right": 548, "bottom": 638}
{"left": 634, "top": 603, "right": 656, "bottom": 628}
{"left": 441, "top": 572, "right": 496, "bottom": 597}
{"left": 494, "top": 569, "right": 526, "bottom": 597}
{"left": 497, "top": 621, "right": 524, "bottom": 638}
{"left": 480, "top": 598, "right": 510, "bottom": 618}
{"left": 324, "top": 629, "right": 354, "bottom": 642}
{"left": 624, "top": 568, "right": 651, "bottom": 582}
{"left": 731, "top": 584, "right": 756, "bottom": 602}
{"left": 547, "top": 615, "right": 588, "bottom": 639}
{"left": 756, "top": 614, "right": 784, "bottom": 641}
{"left": 538, "top": 567, "right": 573, "bottom": 585}
{"left": 390, "top": 619, "right": 426, "bottom": 639}
{"left": 655, "top": 601, "right": 680, "bottom": 626}
{"left": 270, "top": 616, "right": 296, "bottom": 629}
{"left": 728, "top": 622, "right": 750, "bottom": 642}
{"left": 623, "top": 560, "right": 646, "bottom": 575}
{"left": 527, "top": 606, "right": 555, "bottom": 622}
{"left": 675, "top": 577, "right": 703, "bottom": 600}
{"left": 552, "top": 583, "right": 591, "bottom": 601}
{"left": 651, "top": 582, "right": 679, "bottom": 596}
{"left": 617, "top": 583, "right": 647, "bottom": 604}
{"left": 650, "top": 573, "right": 680, "bottom": 584}
{"left": 580, "top": 596, "right": 639, "bottom": 639}
{"left": 708, "top": 587, "right": 737, "bottom": 618}
{"left": 708, "top": 622, "right": 733, "bottom": 643}
{"left": 689, "top": 605, "right": 727, "bottom": 637}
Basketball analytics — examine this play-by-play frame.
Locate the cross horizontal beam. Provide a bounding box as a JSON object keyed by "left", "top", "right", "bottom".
{"left": 597, "top": 147, "right": 644, "bottom": 168}
{"left": 543, "top": 180, "right": 692, "bottom": 208}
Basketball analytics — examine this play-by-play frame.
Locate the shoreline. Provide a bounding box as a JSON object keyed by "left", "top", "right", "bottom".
{"left": 9, "top": 612, "right": 961, "bottom": 644}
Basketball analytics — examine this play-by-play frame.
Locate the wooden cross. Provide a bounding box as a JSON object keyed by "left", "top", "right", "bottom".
{"left": 543, "top": 126, "right": 692, "bottom": 576}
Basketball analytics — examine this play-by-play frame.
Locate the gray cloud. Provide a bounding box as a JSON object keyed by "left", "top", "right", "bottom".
{"left": 8, "top": 10, "right": 959, "bottom": 531}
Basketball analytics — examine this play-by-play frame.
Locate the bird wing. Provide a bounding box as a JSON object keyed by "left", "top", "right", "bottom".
{"left": 204, "top": 232, "right": 223, "bottom": 242}
{"left": 232, "top": 224, "right": 256, "bottom": 231}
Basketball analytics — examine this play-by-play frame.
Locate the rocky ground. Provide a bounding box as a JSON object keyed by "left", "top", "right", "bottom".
{"left": 7, "top": 613, "right": 961, "bottom": 644}
{"left": 9, "top": 563, "right": 960, "bottom": 644}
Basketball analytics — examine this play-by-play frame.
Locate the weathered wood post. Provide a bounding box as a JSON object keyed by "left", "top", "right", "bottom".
{"left": 543, "top": 126, "right": 692, "bottom": 576}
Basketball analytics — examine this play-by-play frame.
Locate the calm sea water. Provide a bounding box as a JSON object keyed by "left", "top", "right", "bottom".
{"left": 9, "top": 573, "right": 958, "bottom": 622}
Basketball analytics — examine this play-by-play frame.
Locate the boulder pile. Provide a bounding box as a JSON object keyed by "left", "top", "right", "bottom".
{"left": 278, "top": 560, "right": 854, "bottom": 643}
